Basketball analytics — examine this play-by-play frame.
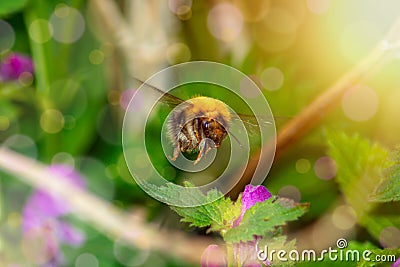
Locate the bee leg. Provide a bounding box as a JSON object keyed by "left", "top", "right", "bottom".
{"left": 194, "top": 139, "right": 213, "bottom": 165}
{"left": 169, "top": 142, "right": 181, "bottom": 161}
{"left": 193, "top": 118, "right": 201, "bottom": 144}
{"left": 170, "top": 138, "right": 191, "bottom": 161}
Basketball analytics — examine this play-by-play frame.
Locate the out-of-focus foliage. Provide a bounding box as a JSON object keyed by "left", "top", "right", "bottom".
{"left": 328, "top": 133, "right": 400, "bottom": 241}
{"left": 371, "top": 149, "right": 400, "bottom": 202}
{"left": 0, "top": 0, "right": 29, "bottom": 17}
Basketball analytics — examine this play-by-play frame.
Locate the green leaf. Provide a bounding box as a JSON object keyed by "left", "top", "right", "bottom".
{"left": 327, "top": 132, "right": 400, "bottom": 241}
{"left": 327, "top": 132, "right": 389, "bottom": 217}
{"left": 224, "top": 197, "right": 309, "bottom": 243}
{"left": 370, "top": 149, "right": 400, "bottom": 202}
{"left": 170, "top": 187, "right": 239, "bottom": 229}
{"left": 209, "top": 194, "right": 242, "bottom": 233}
{"left": 0, "top": 0, "right": 29, "bottom": 17}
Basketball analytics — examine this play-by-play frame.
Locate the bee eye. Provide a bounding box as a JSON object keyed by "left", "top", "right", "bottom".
{"left": 203, "top": 121, "right": 209, "bottom": 129}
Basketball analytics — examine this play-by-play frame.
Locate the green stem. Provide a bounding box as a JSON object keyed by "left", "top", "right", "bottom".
{"left": 23, "top": 2, "right": 60, "bottom": 162}
{"left": 227, "top": 242, "right": 235, "bottom": 267}
{"left": 0, "top": 178, "right": 3, "bottom": 222}
{"left": 23, "top": 8, "right": 52, "bottom": 94}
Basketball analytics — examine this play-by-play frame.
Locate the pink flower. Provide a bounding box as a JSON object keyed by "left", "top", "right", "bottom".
{"left": 235, "top": 185, "right": 272, "bottom": 226}
{"left": 0, "top": 53, "right": 34, "bottom": 81}
{"left": 202, "top": 185, "right": 272, "bottom": 267}
{"left": 201, "top": 245, "right": 227, "bottom": 267}
{"left": 393, "top": 257, "right": 400, "bottom": 267}
{"left": 22, "top": 165, "right": 86, "bottom": 266}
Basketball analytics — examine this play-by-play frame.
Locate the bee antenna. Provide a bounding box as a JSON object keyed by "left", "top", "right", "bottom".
{"left": 227, "top": 130, "right": 244, "bottom": 149}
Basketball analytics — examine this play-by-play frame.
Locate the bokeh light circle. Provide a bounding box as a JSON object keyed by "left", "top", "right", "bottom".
{"left": 3, "top": 134, "right": 38, "bottom": 159}
{"left": 260, "top": 67, "right": 284, "bottom": 91}
{"left": 52, "top": 152, "right": 75, "bottom": 169}
{"left": 207, "top": 3, "right": 244, "bottom": 43}
{"left": 379, "top": 226, "right": 400, "bottom": 248}
{"left": 233, "top": 0, "right": 270, "bottom": 22}
{"left": 29, "top": 19, "right": 53, "bottom": 44}
{"left": 18, "top": 72, "right": 34, "bottom": 86}
{"left": 341, "top": 85, "right": 379, "bottom": 122}
{"left": 0, "top": 19, "right": 15, "bottom": 53}
{"left": 89, "top": 49, "right": 104, "bottom": 65}
{"left": 314, "top": 156, "right": 337, "bottom": 180}
{"left": 169, "top": 0, "right": 192, "bottom": 20}
{"left": 75, "top": 253, "right": 99, "bottom": 267}
{"left": 166, "top": 42, "right": 191, "bottom": 64}
{"left": 278, "top": 185, "right": 301, "bottom": 202}
{"left": 113, "top": 239, "right": 150, "bottom": 267}
{"left": 122, "top": 61, "right": 276, "bottom": 207}
{"left": 168, "top": 0, "right": 192, "bottom": 14}
{"left": 331, "top": 205, "right": 357, "bottom": 230}
{"left": 40, "top": 109, "right": 65, "bottom": 134}
{"left": 49, "top": 4, "right": 85, "bottom": 44}
{"left": 306, "top": 0, "right": 330, "bottom": 14}
{"left": 296, "top": 158, "right": 311, "bottom": 174}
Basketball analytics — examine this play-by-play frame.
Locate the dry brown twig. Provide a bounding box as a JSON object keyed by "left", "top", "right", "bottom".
{"left": 229, "top": 15, "right": 400, "bottom": 197}
{"left": 1, "top": 0, "right": 400, "bottom": 264}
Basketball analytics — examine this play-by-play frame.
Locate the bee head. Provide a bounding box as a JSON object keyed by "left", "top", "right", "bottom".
{"left": 202, "top": 118, "right": 227, "bottom": 147}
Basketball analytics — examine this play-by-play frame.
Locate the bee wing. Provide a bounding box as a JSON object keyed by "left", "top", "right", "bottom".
{"left": 234, "top": 113, "right": 273, "bottom": 126}
{"left": 129, "top": 77, "right": 188, "bottom": 108}
{"left": 229, "top": 113, "right": 275, "bottom": 139}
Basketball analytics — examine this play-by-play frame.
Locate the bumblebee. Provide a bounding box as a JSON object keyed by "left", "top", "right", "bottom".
{"left": 167, "top": 96, "right": 231, "bottom": 164}
{"left": 132, "top": 78, "right": 270, "bottom": 165}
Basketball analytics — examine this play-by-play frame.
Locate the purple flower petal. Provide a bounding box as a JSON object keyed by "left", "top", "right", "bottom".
{"left": 201, "top": 244, "right": 227, "bottom": 267}
{"left": 0, "top": 53, "right": 34, "bottom": 81}
{"left": 21, "top": 164, "right": 87, "bottom": 267}
{"left": 393, "top": 257, "right": 400, "bottom": 267}
{"left": 235, "top": 185, "right": 272, "bottom": 226}
{"left": 57, "top": 222, "right": 86, "bottom": 246}
{"left": 48, "top": 164, "right": 86, "bottom": 189}
{"left": 22, "top": 164, "right": 86, "bottom": 231}
{"left": 242, "top": 185, "right": 272, "bottom": 211}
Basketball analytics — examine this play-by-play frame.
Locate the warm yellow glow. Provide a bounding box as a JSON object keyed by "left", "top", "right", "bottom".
{"left": 166, "top": 42, "right": 191, "bottom": 64}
